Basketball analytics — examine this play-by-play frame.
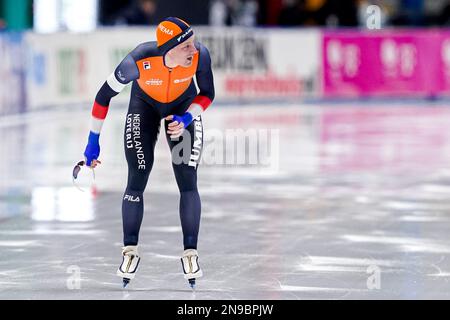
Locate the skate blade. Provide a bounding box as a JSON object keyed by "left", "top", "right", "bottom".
{"left": 188, "top": 278, "right": 196, "bottom": 290}
{"left": 123, "top": 278, "right": 130, "bottom": 288}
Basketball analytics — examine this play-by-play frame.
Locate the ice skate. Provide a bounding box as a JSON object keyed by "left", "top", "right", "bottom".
{"left": 116, "top": 245, "right": 140, "bottom": 288}
{"left": 181, "top": 249, "right": 203, "bottom": 290}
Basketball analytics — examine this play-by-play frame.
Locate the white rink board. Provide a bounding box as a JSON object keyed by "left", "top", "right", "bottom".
{"left": 25, "top": 27, "right": 321, "bottom": 110}
{"left": 25, "top": 28, "right": 155, "bottom": 110}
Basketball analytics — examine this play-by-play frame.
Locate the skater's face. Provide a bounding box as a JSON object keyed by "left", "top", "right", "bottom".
{"left": 167, "top": 36, "right": 197, "bottom": 67}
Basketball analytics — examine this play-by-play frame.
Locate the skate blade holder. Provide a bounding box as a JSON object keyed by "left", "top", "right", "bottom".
{"left": 72, "top": 160, "right": 96, "bottom": 192}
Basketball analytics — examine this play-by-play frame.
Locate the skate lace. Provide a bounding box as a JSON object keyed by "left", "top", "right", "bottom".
{"left": 122, "top": 246, "right": 138, "bottom": 257}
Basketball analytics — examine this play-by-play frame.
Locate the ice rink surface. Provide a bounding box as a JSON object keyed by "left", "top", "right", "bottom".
{"left": 1, "top": 102, "right": 450, "bottom": 299}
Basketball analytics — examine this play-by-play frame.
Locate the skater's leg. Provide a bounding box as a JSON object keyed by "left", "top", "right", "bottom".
{"left": 123, "top": 94, "right": 160, "bottom": 246}
{"left": 165, "top": 116, "right": 203, "bottom": 250}
{"left": 118, "top": 92, "right": 160, "bottom": 286}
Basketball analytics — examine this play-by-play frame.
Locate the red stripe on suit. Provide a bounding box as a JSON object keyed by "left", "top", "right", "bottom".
{"left": 192, "top": 96, "right": 212, "bottom": 110}
{"left": 92, "top": 101, "right": 109, "bottom": 119}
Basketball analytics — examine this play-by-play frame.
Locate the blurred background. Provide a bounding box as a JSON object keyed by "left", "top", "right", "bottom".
{"left": 2, "top": 0, "right": 450, "bottom": 299}
{"left": 3, "top": 0, "right": 450, "bottom": 115}
{"left": 3, "top": 0, "right": 450, "bottom": 31}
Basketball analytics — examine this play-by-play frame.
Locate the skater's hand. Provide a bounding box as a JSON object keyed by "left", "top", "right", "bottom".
{"left": 84, "top": 132, "right": 101, "bottom": 167}
{"left": 84, "top": 145, "right": 101, "bottom": 168}
{"left": 87, "top": 159, "right": 102, "bottom": 168}
{"left": 166, "top": 115, "right": 186, "bottom": 139}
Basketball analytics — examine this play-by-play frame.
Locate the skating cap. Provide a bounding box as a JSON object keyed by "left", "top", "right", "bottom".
{"left": 156, "top": 17, "right": 194, "bottom": 54}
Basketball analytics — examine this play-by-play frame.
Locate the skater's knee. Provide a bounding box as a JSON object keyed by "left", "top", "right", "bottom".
{"left": 126, "top": 183, "right": 146, "bottom": 193}
{"left": 174, "top": 171, "right": 197, "bottom": 192}
{"left": 126, "top": 171, "right": 150, "bottom": 192}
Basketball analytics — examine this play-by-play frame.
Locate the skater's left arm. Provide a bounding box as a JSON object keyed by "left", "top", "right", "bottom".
{"left": 166, "top": 44, "right": 215, "bottom": 137}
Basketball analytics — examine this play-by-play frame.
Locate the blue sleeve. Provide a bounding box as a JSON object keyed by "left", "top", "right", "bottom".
{"left": 196, "top": 44, "right": 215, "bottom": 102}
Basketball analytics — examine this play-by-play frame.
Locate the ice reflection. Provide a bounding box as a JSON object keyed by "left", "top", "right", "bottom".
{"left": 319, "top": 107, "right": 450, "bottom": 172}
{"left": 31, "top": 187, "right": 94, "bottom": 222}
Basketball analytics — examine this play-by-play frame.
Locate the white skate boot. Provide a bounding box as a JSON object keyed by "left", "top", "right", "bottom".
{"left": 116, "top": 245, "right": 140, "bottom": 288}
{"left": 181, "top": 249, "right": 203, "bottom": 289}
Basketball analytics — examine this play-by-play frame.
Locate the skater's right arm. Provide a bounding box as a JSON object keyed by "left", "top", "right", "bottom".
{"left": 84, "top": 53, "right": 139, "bottom": 166}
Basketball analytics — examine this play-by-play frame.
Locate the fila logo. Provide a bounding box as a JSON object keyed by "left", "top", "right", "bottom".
{"left": 159, "top": 24, "right": 174, "bottom": 35}
{"left": 124, "top": 195, "right": 140, "bottom": 202}
{"left": 177, "top": 28, "right": 193, "bottom": 42}
{"left": 143, "top": 61, "right": 151, "bottom": 70}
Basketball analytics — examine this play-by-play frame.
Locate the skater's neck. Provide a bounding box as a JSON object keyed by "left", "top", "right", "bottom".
{"left": 164, "top": 55, "right": 178, "bottom": 69}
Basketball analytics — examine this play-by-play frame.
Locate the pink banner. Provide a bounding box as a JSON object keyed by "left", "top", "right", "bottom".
{"left": 438, "top": 31, "right": 450, "bottom": 95}
{"left": 323, "top": 30, "right": 442, "bottom": 98}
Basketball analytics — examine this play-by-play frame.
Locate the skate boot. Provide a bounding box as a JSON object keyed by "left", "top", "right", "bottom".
{"left": 116, "top": 245, "right": 140, "bottom": 288}
{"left": 181, "top": 249, "right": 203, "bottom": 290}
